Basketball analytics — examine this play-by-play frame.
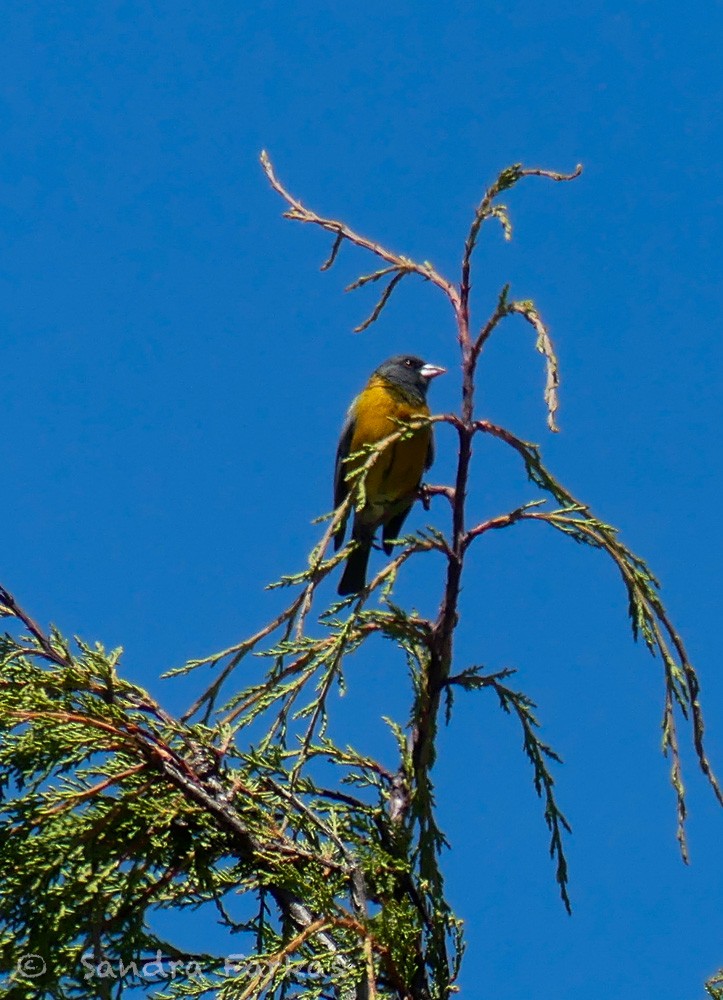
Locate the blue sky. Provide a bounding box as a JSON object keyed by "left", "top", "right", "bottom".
{"left": 1, "top": 1, "right": 722, "bottom": 997}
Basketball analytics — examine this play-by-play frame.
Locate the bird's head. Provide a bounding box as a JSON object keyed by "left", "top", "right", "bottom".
{"left": 375, "top": 355, "right": 446, "bottom": 401}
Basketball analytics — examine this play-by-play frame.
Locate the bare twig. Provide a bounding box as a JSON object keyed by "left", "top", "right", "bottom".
{"left": 473, "top": 284, "right": 510, "bottom": 358}
{"left": 321, "top": 228, "right": 344, "bottom": 270}
{"left": 261, "top": 150, "right": 460, "bottom": 315}
{"left": 463, "top": 500, "right": 546, "bottom": 547}
{"left": 518, "top": 164, "right": 583, "bottom": 182}
{"left": 0, "top": 585, "right": 72, "bottom": 667}
{"left": 354, "top": 270, "right": 409, "bottom": 332}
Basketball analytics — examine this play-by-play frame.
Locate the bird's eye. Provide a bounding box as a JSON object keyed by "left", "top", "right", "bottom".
{"left": 404, "top": 358, "right": 413, "bottom": 367}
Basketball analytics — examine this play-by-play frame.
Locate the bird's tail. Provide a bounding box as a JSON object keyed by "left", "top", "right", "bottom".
{"left": 337, "top": 533, "right": 372, "bottom": 596}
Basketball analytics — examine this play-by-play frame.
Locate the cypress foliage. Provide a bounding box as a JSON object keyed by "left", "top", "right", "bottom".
{"left": 0, "top": 158, "right": 719, "bottom": 999}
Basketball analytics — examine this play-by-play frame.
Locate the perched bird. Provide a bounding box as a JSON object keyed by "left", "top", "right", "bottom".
{"left": 333, "top": 354, "right": 446, "bottom": 595}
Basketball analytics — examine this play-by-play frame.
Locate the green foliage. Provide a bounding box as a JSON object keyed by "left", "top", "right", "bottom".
{"left": 0, "top": 156, "right": 719, "bottom": 999}
{"left": 707, "top": 969, "right": 723, "bottom": 1000}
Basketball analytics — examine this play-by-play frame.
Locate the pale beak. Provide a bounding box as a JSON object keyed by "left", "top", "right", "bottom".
{"left": 420, "top": 363, "right": 446, "bottom": 380}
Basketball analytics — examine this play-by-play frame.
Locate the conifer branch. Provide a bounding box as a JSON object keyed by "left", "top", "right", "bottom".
{"left": 1, "top": 154, "right": 718, "bottom": 1000}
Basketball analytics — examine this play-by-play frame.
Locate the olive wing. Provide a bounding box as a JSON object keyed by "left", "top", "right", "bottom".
{"left": 333, "top": 403, "right": 357, "bottom": 550}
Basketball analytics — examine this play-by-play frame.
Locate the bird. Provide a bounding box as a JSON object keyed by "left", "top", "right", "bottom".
{"left": 333, "top": 354, "right": 446, "bottom": 595}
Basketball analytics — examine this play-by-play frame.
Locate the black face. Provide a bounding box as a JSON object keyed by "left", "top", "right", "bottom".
{"left": 374, "top": 355, "right": 443, "bottom": 401}
{"left": 380, "top": 354, "right": 425, "bottom": 373}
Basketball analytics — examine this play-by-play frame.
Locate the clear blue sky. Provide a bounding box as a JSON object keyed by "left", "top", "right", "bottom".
{"left": 1, "top": 2, "right": 722, "bottom": 997}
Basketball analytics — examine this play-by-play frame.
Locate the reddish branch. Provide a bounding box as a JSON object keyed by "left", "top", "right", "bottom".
{"left": 260, "top": 153, "right": 582, "bottom": 995}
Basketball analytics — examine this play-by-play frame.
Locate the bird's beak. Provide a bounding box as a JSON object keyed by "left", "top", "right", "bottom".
{"left": 420, "top": 363, "right": 446, "bottom": 380}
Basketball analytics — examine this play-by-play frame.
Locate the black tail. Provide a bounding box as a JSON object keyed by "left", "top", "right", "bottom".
{"left": 338, "top": 535, "right": 372, "bottom": 596}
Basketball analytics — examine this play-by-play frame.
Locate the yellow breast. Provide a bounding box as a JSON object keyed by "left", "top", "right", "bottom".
{"left": 349, "top": 381, "right": 431, "bottom": 508}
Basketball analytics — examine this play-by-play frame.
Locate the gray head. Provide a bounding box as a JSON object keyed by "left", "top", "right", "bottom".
{"left": 374, "top": 355, "right": 446, "bottom": 403}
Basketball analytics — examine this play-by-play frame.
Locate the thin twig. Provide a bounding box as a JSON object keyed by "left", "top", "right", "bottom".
{"left": 0, "top": 585, "right": 72, "bottom": 667}
{"left": 354, "top": 270, "right": 409, "bottom": 332}
{"left": 518, "top": 164, "right": 583, "bottom": 182}
{"left": 261, "top": 150, "right": 460, "bottom": 311}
